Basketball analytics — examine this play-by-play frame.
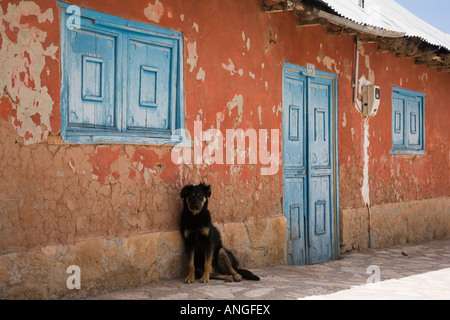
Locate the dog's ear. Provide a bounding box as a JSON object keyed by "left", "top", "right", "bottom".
{"left": 180, "top": 185, "right": 191, "bottom": 199}
{"left": 200, "top": 184, "right": 211, "bottom": 198}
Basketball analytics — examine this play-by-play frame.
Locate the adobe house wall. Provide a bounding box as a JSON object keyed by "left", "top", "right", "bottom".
{"left": 0, "top": 0, "right": 448, "bottom": 298}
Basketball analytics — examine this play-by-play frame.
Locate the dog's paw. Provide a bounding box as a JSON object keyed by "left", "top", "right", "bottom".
{"left": 233, "top": 273, "right": 242, "bottom": 282}
{"left": 185, "top": 274, "right": 195, "bottom": 284}
{"left": 224, "top": 275, "right": 233, "bottom": 282}
{"left": 199, "top": 274, "right": 210, "bottom": 283}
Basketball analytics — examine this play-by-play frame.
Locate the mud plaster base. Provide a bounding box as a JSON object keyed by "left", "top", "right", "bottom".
{"left": 0, "top": 216, "right": 286, "bottom": 299}
{"left": 340, "top": 197, "right": 450, "bottom": 253}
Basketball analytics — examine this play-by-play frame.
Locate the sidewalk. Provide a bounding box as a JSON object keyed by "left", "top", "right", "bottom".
{"left": 88, "top": 238, "right": 450, "bottom": 300}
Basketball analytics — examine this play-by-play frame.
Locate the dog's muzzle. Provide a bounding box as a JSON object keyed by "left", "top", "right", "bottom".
{"left": 187, "top": 197, "right": 206, "bottom": 215}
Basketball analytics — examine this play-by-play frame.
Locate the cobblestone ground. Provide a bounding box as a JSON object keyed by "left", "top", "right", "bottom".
{"left": 88, "top": 239, "right": 450, "bottom": 300}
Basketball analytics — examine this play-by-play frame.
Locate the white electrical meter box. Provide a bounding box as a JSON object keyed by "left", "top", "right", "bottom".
{"left": 362, "top": 85, "right": 381, "bottom": 116}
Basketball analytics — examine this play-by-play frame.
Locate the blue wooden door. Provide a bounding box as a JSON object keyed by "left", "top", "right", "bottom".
{"left": 307, "top": 76, "right": 334, "bottom": 264}
{"left": 282, "top": 69, "right": 307, "bottom": 265}
{"left": 283, "top": 64, "right": 337, "bottom": 265}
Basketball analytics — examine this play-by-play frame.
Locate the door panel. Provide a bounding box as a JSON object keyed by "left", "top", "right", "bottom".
{"left": 284, "top": 177, "right": 306, "bottom": 265}
{"left": 309, "top": 175, "right": 332, "bottom": 264}
{"left": 283, "top": 69, "right": 307, "bottom": 266}
{"left": 283, "top": 65, "right": 336, "bottom": 265}
{"left": 283, "top": 75, "right": 306, "bottom": 169}
{"left": 308, "top": 77, "right": 333, "bottom": 264}
{"left": 309, "top": 82, "right": 331, "bottom": 168}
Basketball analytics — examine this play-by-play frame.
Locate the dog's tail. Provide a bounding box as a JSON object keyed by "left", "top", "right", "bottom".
{"left": 237, "top": 268, "right": 260, "bottom": 281}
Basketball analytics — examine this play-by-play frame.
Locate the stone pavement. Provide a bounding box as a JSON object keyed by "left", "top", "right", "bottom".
{"left": 88, "top": 239, "right": 450, "bottom": 300}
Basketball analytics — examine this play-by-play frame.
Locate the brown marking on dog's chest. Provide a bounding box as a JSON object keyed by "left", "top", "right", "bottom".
{"left": 199, "top": 227, "right": 210, "bottom": 237}
{"left": 184, "top": 227, "right": 209, "bottom": 240}
{"left": 184, "top": 229, "right": 192, "bottom": 239}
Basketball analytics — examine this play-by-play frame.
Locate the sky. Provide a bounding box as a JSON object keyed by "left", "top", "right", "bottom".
{"left": 394, "top": 0, "right": 450, "bottom": 34}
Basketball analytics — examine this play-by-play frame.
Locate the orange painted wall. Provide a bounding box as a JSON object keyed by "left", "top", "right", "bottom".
{"left": 0, "top": 0, "right": 449, "bottom": 253}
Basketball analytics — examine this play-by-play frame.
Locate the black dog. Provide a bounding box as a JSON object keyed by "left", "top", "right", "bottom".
{"left": 180, "top": 183, "right": 260, "bottom": 283}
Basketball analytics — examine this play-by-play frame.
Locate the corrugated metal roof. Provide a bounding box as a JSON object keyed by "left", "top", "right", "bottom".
{"left": 319, "top": 0, "right": 450, "bottom": 51}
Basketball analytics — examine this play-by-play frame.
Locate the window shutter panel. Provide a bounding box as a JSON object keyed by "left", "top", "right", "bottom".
{"left": 392, "top": 95, "right": 405, "bottom": 148}
{"left": 127, "top": 36, "right": 172, "bottom": 131}
{"left": 67, "top": 28, "right": 116, "bottom": 129}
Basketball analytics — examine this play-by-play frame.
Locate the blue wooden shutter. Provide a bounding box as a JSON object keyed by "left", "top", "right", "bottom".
{"left": 67, "top": 26, "right": 117, "bottom": 129}
{"left": 127, "top": 34, "right": 174, "bottom": 132}
{"left": 392, "top": 94, "right": 405, "bottom": 148}
{"left": 392, "top": 88, "right": 424, "bottom": 153}
{"left": 59, "top": 1, "right": 184, "bottom": 144}
{"left": 406, "top": 98, "right": 421, "bottom": 148}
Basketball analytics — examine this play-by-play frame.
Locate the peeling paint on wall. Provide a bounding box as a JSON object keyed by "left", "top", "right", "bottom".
{"left": 227, "top": 94, "right": 244, "bottom": 126}
{"left": 196, "top": 67, "right": 205, "bottom": 82}
{"left": 0, "top": 1, "right": 57, "bottom": 145}
{"left": 88, "top": 147, "right": 121, "bottom": 185}
{"left": 362, "top": 117, "right": 370, "bottom": 206}
{"left": 242, "top": 31, "right": 250, "bottom": 52}
{"left": 186, "top": 41, "right": 198, "bottom": 73}
{"left": 144, "top": 0, "right": 164, "bottom": 23}
{"left": 192, "top": 22, "right": 199, "bottom": 33}
{"left": 358, "top": 44, "right": 375, "bottom": 83}
{"left": 222, "top": 58, "right": 238, "bottom": 76}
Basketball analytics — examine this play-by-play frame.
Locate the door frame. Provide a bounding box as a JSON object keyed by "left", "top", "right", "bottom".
{"left": 282, "top": 62, "right": 340, "bottom": 264}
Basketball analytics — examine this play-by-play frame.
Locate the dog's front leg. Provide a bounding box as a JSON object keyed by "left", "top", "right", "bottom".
{"left": 199, "top": 249, "right": 213, "bottom": 283}
{"left": 185, "top": 249, "right": 195, "bottom": 284}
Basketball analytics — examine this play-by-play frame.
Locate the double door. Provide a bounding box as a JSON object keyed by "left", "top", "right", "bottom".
{"left": 282, "top": 64, "right": 338, "bottom": 265}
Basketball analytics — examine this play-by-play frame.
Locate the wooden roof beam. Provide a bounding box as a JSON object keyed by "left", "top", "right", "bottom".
{"left": 297, "top": 19, "right": 322, "bottom": 27}
{"left": 262, "top": 5, "right": 286, "bottom": 13}
{"left": 313, "top": 8, "right": 406, "bottom": 38}
{"left": 437, "top": 66, "right": 450, "bottom": 72}
{"left": 263, "top": 0, "right": 305, "bottom": 13}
